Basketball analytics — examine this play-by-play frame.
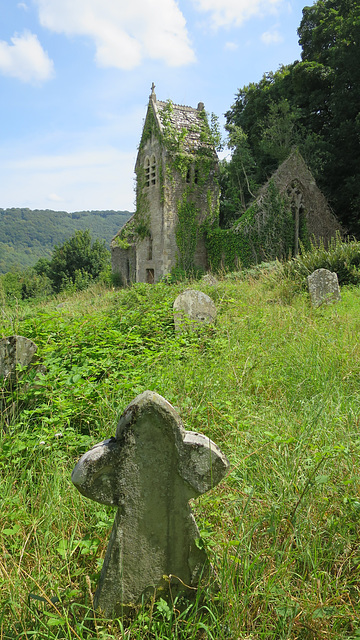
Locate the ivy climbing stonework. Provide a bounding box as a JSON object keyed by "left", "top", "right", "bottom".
{"left": 111, "top": 90, "right": 340, "bottom": 284}
{"left": 111, "top": 86, "right": 220, "bottom": 284}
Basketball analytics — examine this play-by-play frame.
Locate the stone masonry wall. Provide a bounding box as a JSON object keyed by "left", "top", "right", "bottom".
{"left": 111, "top": 244, "right": 136, "bottom": 285}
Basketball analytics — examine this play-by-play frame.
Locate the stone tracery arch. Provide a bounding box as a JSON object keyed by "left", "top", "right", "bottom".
{"left": 286, "top": 179, "right": 305, "bottom": 256}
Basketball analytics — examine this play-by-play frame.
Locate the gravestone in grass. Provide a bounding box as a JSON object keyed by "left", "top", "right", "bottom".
{"left": 201, "top": 274, "right": 218, "bottom": 286}
{"left": 0, "top": 335, "right": 37, "bottom": 379}
{"left": 72, "top": 390, "right": 229, "bottom": 617}
{"left": 173, "top": 289, "right": 217, "bottom": 332}
{"left": 307, "top": 268, "right": 341, "bottom": 308}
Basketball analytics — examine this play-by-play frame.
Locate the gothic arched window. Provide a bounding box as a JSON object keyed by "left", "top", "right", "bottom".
{"left": 148, "top": 235, "right": 153, "bottom": 261}
{"left": 150, "top": 155, "right": 156, "bottom": 186}
{"left": 144, "top": 157, "right": 150, "bottom": 187}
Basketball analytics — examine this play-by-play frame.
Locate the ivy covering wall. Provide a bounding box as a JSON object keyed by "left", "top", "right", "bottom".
{"left": 205, "top": 181, "right": 302, "bottom": 271}
{"left": 158, "top": 100, "right": 220, "bottom": 272}
{"left": 116, "top": 98, "right": 307, "bottom": 278}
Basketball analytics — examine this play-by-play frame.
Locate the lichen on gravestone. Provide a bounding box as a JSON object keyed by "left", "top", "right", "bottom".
{"left": 307, "top": 268, "right": 341, "bottom": 308}
{"left": 173, "top": 289, "right": 217, "bottom": 332}
{"left": 0, "top": 335, "right": 38, "bottom": 380}
{"left": 71, "top": 391, "right": 229, "bottom": 617}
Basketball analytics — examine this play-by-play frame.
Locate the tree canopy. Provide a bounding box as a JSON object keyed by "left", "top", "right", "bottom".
{"left": 0, "top": 208, "right": 131, "bottom": 274}
{"left": 37, "top": 229, "right": 110, "bottom": 293}
{"left": 223, "top": 0, "right": 360, "bottom": 232}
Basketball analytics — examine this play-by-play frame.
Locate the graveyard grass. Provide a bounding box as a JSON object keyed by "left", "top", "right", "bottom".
{"left": 1, "top": 268, "right": 360, "bottom": 639}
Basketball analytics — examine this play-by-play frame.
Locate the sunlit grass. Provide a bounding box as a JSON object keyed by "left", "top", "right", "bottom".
{"left": 1, "top": 274, "right": 360, "bottom": 638}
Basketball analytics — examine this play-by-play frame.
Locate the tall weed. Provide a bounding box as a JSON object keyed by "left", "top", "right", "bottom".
{"left": 1, "top": 277, "right": 360, "bottom": 638}
{"left": 283, "top": 233, "right": 360, "bottom": 287}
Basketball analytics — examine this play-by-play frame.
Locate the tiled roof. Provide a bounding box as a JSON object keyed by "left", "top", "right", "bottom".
{"left": 156, "top": 100, "right": 212, "bottom": 154}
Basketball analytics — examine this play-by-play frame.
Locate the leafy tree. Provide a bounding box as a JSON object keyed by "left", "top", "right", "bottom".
{"left": 225, "top": 66, "right": 297, "bottom": 185}
{"left": 219, "top": 125, "right": 258, "bottom": 226}
{"left": 45, "top": 229, "right": 110, "bottom": 293}
{"left": 224, "top": 0, "right": 360, "bottom": 232}
{"left": 0, "top": 208, "right": 131, "bottom": 274}
{"left": 297, "top": 0, "right": 360, "bottom": 230}
{"left": 259, "top": 99, "right": 300, "bottom": 164}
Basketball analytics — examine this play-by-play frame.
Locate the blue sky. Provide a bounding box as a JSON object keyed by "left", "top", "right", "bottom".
{"left": 0, "top": 0, "right": 307, "bottom": 212}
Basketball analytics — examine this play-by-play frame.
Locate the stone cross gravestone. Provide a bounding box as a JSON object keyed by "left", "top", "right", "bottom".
{"left": 173, "top": 289, "right": 217, "bottom": 332}
{"left": 0, "top": 335, "right": 37, "bottom": 379}
{"left": 72, "top": 391, "right": 229, "bottom": 617}
{"left": 307, "top": 268, "right": 341, "bottom": 308}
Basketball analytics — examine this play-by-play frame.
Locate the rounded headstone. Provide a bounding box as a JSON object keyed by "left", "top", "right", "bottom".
{"left": 173, "top": 289, "right": 217, "bottom": 332}
{"left": 307, "top": 268, "right": 341, "bottom": 308}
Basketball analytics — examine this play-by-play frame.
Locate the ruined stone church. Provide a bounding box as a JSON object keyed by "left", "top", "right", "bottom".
{"left": 112, "top": 87, "right": 341, "bottom": 283}
{"left": 111, "top": 85, "right": 219, "bottom": 284}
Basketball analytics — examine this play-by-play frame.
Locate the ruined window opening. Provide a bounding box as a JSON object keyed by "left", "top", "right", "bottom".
{"left": 148, "top": 235, "right": 153, "bottom": 261}
{"left": 150, "top": 155, "right": 156, "bottom": 186}
{"left": 287, "top": 181, "right": 304, "bottom": 257}
{"left": 186, "top": 167, "right": 191, "bottom": 183}
{"left": 194, "top": 167, "right": 199, "bottom": 185}
{"left": 146, "top": 268, "right": 154, "bottom": 284}
{"left": 126, "top": 259, "right": 130, "bottom": 282}
{"left": 145, "top": 157, "right": 150, "bottom": 187}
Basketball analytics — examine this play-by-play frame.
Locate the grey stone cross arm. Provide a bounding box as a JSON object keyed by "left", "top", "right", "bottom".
{"left": 71, "top": 391, "right": 229, "bottom": 615}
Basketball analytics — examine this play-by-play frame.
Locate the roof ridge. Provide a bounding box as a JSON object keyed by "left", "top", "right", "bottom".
{"left": 157, "top": 100, "right": 201, "bottom": 113}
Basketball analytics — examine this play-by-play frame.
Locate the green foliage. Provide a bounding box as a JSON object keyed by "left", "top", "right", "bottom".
{"left": 220, "top": 125, "right": 258, "bottom": 226}
{"left": 46, "top": 229, "right": 110, "bottom": 293}
{"left": 159, "top": 100, "right": 188, "bottom": 155}
{"left": 209, "top": 112, "right": 224, "bottom": 152}
{"left": 259, "top": 99, "right": 299, "bottom": 164}
{"left": 224, "top": 0, "right": 360, "bottom": 233}
{"left": 0, "top": 208, "right": 131, "bottom": 274}
{"left": 175, "top": 196, "right": 199, "bottom": 272}
{"left": 1, "top": 274, "right": 360, "bottom": 638}
{"left": 112, "top": 236, "right": 131, "bottom": 249}
{"left": 0, "top": 268, "right": 53, "bottom": 304}
{"left": 208, "top": 180, "right": 296, "bottom": 271}
{"left": 283, "top": 233, "right": 360, "bottom": 287}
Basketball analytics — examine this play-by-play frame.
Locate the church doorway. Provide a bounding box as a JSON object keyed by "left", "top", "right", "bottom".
{"left": 146, "top": 269, "right": 155, "bottom": 284}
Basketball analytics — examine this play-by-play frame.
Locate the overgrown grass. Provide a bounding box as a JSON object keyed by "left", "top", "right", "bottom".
{"left": 283, "top": 234, "right": 360, "bottom": 288}
{"left": 1, "top": 275, "right": 360, "bottom": 639}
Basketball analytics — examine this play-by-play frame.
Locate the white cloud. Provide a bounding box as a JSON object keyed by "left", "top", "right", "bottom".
{"left": 224, "top": 41, "right": 238, "bottom": 51}
{"left": 34, "top": 0, "right": 195, "bottom": 69}
{"left": 261, "top": 28, "right": 283, "bottom": 44}
{"left": 17, "top": 2, "right": 29, "bottom": 10}
{"left": 192, "top": 0, "right": 284, "bottom": 28}
{"left": 48, "top": 193, "right": 64, "bottom": 202}
{"left": 0, "top": 147, "right": 136, "bottom": 211}
{"left": 0, "top": 31, "right": 54, "bottom": 83}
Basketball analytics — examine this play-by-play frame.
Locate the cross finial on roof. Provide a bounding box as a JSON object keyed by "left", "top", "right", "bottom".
{"left": 150, "top": 82, "right": 156, "bottom": 101}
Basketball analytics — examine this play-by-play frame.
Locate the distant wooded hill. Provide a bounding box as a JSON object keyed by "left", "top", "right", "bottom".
{"left": 0, "top": 208, "right": 132, "bottom": 274}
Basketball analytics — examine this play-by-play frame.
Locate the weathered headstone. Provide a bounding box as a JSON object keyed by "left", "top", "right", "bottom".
{"left": 307, "top": 268, "right": 341, "bottom": 308}
{"left": 72, "top": 391, "right": 229, "bottom": 617}
{"left": 173, "top": 289, "right": 217, "bottom": 332}
{"left": 201, "top": 274, "right": 218, "bottom": 286}
{"left": 0, "top": 335, "right": 37, "bottom": 379}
